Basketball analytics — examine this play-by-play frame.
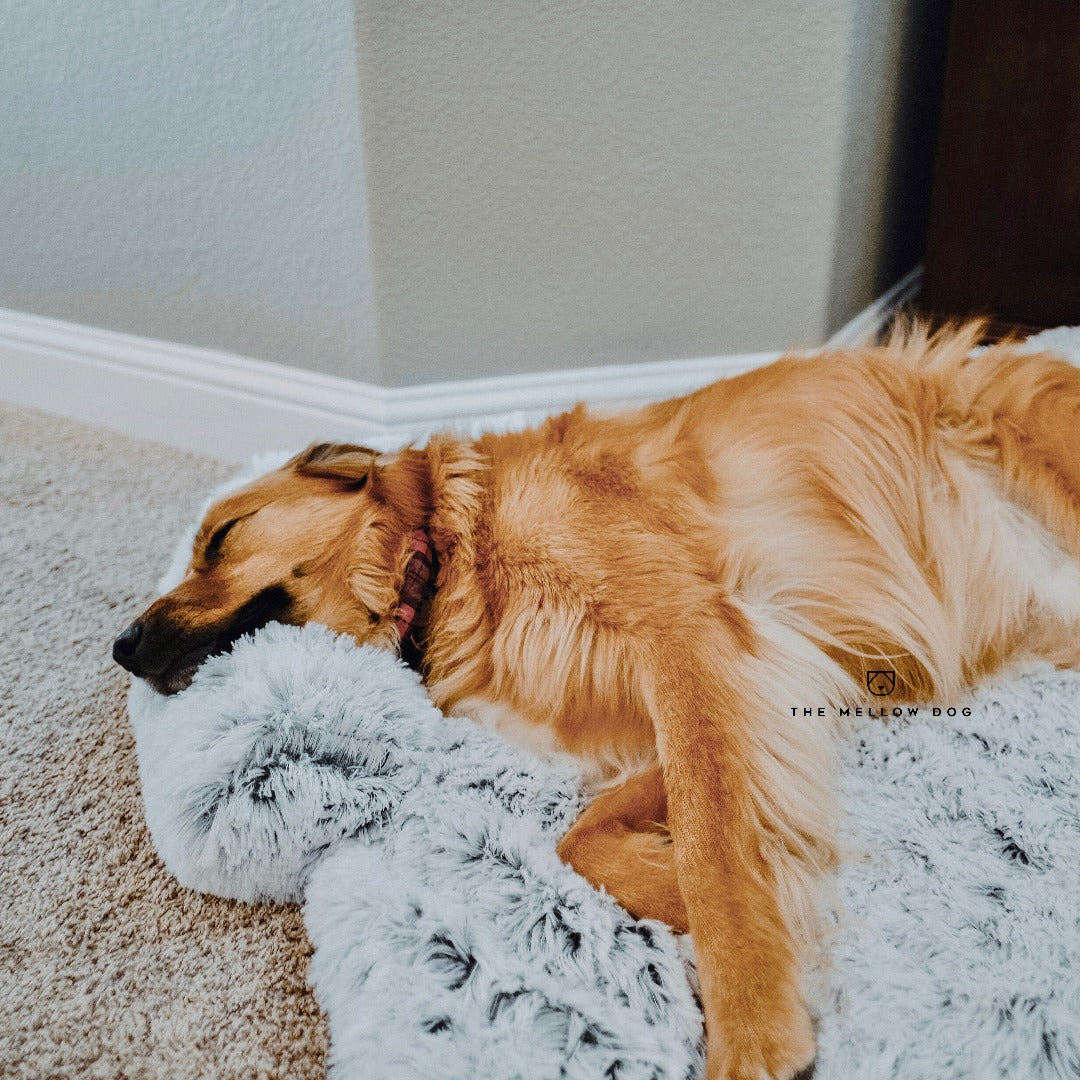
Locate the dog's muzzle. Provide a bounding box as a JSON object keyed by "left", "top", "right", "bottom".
{"left": 112, "top": 584, "right": 294, "bottom": 695}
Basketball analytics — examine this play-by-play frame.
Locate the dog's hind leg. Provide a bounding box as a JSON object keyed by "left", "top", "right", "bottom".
{"left": 556, "top": 766, "right": 688, "bottom": 931}
{"left": 958, "top": 348, "right": 1080, "bottom": 561}
{"left": 951, "top": 349, "right": 1080, "bottom": 673}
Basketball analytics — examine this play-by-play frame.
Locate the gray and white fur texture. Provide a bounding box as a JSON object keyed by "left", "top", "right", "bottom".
{"left": 130, "top": 625, "right": 705, "bottom": 1080}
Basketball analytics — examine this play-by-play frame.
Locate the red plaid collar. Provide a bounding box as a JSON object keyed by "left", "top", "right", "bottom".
{"left": 393, "top": 528, "right": 438, "bottom": 666}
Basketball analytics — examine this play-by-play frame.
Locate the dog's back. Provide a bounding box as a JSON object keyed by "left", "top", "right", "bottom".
{"left": 443, "top": 323, "right": 1080, "bottom": 727}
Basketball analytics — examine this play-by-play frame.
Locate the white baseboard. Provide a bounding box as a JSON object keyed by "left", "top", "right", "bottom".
{"left": 0, "top": 308, "right": 777, "bottom": 461}
{"left": 826, "top": 265, "right": 923, "bottom": 348}
{"left": 0, "top": 269, "right": 920, "bottom": 462}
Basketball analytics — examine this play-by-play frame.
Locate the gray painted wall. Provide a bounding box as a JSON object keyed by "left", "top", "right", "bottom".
{"left": 0, "top": 0, "right": 379, "bottom": 380}
{"left": 0, "top": 1, "right": 947, "bottom": 386}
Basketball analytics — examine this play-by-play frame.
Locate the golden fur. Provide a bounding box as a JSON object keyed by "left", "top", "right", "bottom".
{"left": 119, "top": 322, "right": 1080, "bottom": 1079}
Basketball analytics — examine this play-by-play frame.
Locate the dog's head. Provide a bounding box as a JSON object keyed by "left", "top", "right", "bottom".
{"left": 113, "top": 442, "right": 432, "bottom": 694}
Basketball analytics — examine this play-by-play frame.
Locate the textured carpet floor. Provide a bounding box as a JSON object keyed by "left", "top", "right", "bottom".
{"left": 0, "top": 403, "right": 327, "bottom": 1078}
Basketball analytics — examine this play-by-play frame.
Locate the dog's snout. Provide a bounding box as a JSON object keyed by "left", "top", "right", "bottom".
{"left": 112, "top": 620, "right": 145, "bottom": 673}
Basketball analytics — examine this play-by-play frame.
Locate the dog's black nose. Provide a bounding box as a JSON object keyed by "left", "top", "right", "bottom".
{"left": 112, "top": 620, "right": 145, "bottom": 674}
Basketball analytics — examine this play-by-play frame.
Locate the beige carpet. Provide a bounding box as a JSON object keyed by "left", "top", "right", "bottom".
{"left": 0, "top": 403, "right": 327, "bottom": 1078}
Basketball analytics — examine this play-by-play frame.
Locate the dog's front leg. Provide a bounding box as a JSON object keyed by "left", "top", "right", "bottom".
{"left": 557, "top": 766, "right": 688, "bottom": 931}
{"left": 644, "top": 612, "right": 845, "bottom": 1080}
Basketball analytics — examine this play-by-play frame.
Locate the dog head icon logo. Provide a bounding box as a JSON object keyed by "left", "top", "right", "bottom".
{"left": 866, "top": 669, "right": 896, "bottom": 696}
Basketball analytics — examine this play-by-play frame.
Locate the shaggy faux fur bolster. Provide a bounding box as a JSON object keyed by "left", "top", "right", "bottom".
{"left": 129, "top": 625, "right": 705, "bottom": 1079}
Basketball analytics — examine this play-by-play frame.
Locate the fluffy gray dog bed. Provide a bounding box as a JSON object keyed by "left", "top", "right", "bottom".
{"left": 128, "top": 461, "right": 1080, "bottom": 1080}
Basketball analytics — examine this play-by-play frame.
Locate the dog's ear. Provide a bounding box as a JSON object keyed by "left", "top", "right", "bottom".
{"left": 288, "top": 443, "right": 433, "bottom": 523}
{"left": 288, "top": 443, "right": 376, "bottom": 490}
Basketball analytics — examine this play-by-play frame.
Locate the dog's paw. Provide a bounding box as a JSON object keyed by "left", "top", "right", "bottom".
{"left": 703, "top": 997, "right": 816, "bottom": 1080}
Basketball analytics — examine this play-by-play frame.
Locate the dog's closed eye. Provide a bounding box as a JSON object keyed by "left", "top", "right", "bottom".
{"left": 204, "top": 518, "right": 239, "bottom": 561}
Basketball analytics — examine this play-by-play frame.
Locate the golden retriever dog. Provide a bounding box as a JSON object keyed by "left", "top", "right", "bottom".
{"left": 114, "top": 322, "right": 1080, "bottom": 1079}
